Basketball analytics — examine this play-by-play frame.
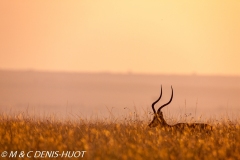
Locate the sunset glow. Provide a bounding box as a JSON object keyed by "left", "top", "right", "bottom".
{"left": 0, "top": 0, "right": 240, "bottom": 75}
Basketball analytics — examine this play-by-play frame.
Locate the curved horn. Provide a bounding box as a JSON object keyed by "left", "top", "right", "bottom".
{"left": 157, "top": 86, "right": 173, "bottom": 114}
{"left": 151, "top": 85, "right": 162, "bottom": 114}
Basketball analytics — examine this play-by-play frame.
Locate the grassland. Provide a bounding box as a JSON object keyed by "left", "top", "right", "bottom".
{"left": 0, "top": 113, "right": 240, "bottom": 160}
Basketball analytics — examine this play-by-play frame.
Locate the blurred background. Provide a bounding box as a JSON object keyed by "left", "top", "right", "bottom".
{"left": 0, "top": 1, "right": 239, "bottom": 120}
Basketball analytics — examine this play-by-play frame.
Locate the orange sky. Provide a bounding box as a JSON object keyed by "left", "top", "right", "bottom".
{"left": 0, "top": 0, "right": 239, "bottom": 75}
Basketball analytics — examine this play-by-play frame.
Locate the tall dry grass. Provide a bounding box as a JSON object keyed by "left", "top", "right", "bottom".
{"left": 0, "top": 112, "right": 240, "bottom": 160}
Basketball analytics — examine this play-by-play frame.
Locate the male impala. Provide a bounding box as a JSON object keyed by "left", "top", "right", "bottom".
{"left": 149, "top": 86, "right": 212, "bottom": 131}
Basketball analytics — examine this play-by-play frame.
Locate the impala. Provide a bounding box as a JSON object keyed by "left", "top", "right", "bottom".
{"left": 149, "top": 86, "right": 212, "bottom": 131}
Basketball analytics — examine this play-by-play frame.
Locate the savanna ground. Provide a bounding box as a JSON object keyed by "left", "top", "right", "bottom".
{"left": 0, "top": 112, "right": 240, "bottom": 160}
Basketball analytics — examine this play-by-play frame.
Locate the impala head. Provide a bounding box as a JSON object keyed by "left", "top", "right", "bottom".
{"left": 148, "top": 86, "right": 173, "bottom": 128}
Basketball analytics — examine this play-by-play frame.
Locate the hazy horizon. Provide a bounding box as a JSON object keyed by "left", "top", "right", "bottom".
{"left": 1, "top": 70, "right": 239, "bottom": 121}
{"left": 1, "top": 68, "right": 240, "bottom": 77}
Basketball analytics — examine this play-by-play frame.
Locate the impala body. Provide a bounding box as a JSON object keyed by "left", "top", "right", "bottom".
{"left": 149, "top": 86, "right": 212, "bottom": 131}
